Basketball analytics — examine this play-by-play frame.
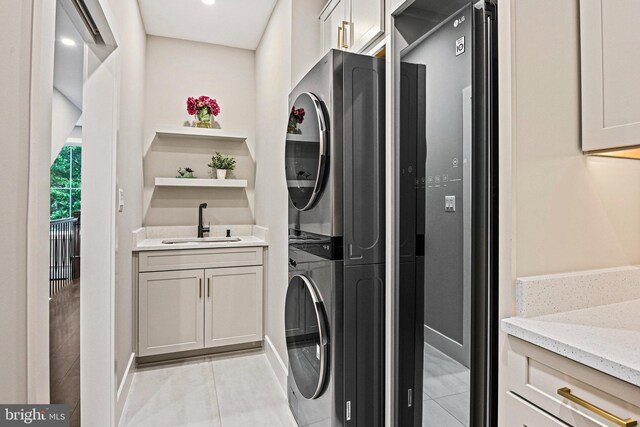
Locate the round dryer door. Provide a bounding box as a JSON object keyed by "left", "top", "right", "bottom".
{"left": 285, "top": 274, "right": 329, "bottom": 399}
{"left": 285, "top": 92, "right": 328, "bottom": 211}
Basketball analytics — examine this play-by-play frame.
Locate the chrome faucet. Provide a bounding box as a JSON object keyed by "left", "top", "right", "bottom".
{"left": 197, "top": 203, "right": 210, "bottom": 238}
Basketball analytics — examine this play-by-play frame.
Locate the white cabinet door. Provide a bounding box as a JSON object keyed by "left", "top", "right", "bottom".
{"left": 506, "top": 392, "right": 570, "bottom": 426}
{"left": 507, "top": 336, "right": 640, "bottom": 427}
{"left": 580, "top": 0, "right": 640, "bottom": 153}
{"left": 204, "top": 266, "right": 263, "bottom": 348}
{"left": 321, "top": 0, "right": 347, "bottom": 54}
{"left": 138, "top": 269, "right": 204, "bottom": 356}
{"left": 349, "top": 0, "right": 384, "bottom": 52}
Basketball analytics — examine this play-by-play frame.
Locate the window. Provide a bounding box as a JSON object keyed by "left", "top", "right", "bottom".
{"left": 50, "top": 145, "right": 81, "bottom": 220}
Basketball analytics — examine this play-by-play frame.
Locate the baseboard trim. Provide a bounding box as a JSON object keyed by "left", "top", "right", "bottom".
{"left": 115, "top": 352, "right": 135, "bottom": 425}
{"left": 264, "top": 335, "right": 287, "bottom": 394}
{"left": 424, "top": 324, "right": 470, "bottom": 368}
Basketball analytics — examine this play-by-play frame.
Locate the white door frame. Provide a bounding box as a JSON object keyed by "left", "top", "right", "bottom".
{"left": 80, "top": 44, "right": 119, "bottom": 425}
{"left": 27, "top": 0, "right": 56, "bottom": 404}
{"left": 27, "top": 1, "right": 119, "bottom": 424}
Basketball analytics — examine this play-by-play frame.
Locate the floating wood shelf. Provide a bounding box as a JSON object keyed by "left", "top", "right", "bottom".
{"left": 285, "top": 133, "right": 318, "bottom": 142}
{"left": 154, "top": 178, "right": 248, "bottom": 188}
{"left": 287, "top": 180, "right": 315, "bottom": 188}
{"left": 155, "top": 127, "right": 247, "bottom": 142}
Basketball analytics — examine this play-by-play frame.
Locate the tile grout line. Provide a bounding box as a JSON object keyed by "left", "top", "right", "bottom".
{"left": 432, "top": 392, "right": 469, "bottom": 427}
{"left": 210, "top": 360, "right": 224, "bottom": 427}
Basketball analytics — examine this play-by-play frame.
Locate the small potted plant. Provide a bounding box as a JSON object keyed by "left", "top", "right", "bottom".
{"left": 176, "top": 167, "right": 195, "bottom": 178}
{"left": 208, "top": 152, "right": 236, "bottom": 180}
{"left": 187, "top": 96, "right": 221, "bottom": 128}
{"left": 287, "top": 107, "right": 305, "bottom": 134}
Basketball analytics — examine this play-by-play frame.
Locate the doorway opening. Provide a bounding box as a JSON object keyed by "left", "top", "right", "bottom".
{"left": 48, "top": 3, "right": 85, "bottom": 425}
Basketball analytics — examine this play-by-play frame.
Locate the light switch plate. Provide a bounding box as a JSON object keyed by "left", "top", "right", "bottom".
{"left": 118, "top": 188, "right": 125, "bottom": 212}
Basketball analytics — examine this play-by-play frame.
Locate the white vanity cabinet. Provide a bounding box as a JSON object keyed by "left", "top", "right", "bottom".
{"left": 507, "top": 393, "right": 570, "bottom": 427}
{"left": 138, "top": 269, "right": 205, "bottom": 356}
{"left": 204, "top": 266, "right": 263, "bottom": 348}
{"left": 137, "top": 247, "right": 264, "bottom": 358}
{"left": 320, "top": 0, "right": 384, "bottom": 54}
{"left": 506, "top": 336, "right": 640, "bottom": 427}
{"left": 580, "top": 0, "right": 640, "bottom": 155}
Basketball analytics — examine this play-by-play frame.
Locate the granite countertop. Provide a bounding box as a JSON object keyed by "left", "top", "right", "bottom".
{"left": 132, "top": 225, "right": 268, "bottom": 252}
{"left": 502, "top": 267, "right": 640, "bottom": 387}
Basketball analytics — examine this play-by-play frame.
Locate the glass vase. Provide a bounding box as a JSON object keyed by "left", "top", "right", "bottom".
{"left": 196, "top": 110, "right": 212, "bottom": 128}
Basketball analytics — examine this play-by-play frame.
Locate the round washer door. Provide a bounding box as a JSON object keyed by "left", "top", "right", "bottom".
{"left": 285, "top": 274, "right": 329, "bottom": 399}
{"left": 285, "top": 92, "right": 328, "bottom": 211}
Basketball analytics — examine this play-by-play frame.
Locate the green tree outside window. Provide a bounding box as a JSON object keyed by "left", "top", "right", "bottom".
{"left": 50, "top": 145, "right": 81, "bottom": 220}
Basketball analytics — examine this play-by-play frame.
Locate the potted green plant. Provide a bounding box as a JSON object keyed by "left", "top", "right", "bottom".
{"left": 176, "top": 167, "right": 195, "bottom": 178}
{"left": 208, "top": 152, "right": 236, "bottom": 179}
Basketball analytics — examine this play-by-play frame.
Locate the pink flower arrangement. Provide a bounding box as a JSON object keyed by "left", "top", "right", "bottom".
{"left": 187, "top": 96, "right": 221, "bottom": 122}
{"left": 287, "top": 107, "right": 305, "bottom": 133}
{"left": 290, "top": 107, "right": 305, "bottom": 124}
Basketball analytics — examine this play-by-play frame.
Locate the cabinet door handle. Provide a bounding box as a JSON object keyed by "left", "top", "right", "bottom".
{"left": 341, "top": 21, "right": 349, "bottom": 49}
{"left": 207, "top": 277, "right": 211, "bottom": 298}
{"left": 557, "top": 387, "right": 638, "bottom": 427}
{"left": 199, "top": 278, "right": 202, "bottom": 299}
{"left": 337, "top": 26, "right": 343, "bottom": 49}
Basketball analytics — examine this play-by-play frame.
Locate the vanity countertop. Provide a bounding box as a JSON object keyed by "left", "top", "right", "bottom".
{"left": 132, "top": 225, "right": 268, "bottom": 252}
{"left": 502, "top": 298, "right": 640, "bottom": 387}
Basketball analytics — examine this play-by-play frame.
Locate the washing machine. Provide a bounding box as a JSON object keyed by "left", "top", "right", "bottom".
{"left": 285, "top": 49, "right": 386, "bottom": 427}
{"left": 286, "top": 243, "right": 342, "bottom": 427}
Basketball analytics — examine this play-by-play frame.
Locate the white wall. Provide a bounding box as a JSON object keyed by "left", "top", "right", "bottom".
{"left": 51, "top": 88, "right": 82, "bottom": 163}
{"left": 498, "top": 1, "right": 640, "bottom": 424}
{"left": 512, "top": 0, "right": 640, "bottom": 278}
{"left": 106, "top": 0, "right": 147, "bottom": 405}
{"left": 290, "top": 0, "right": 324, "bottom": 88}
{"left": 255, "top": 0, "right": 325, "bottom": 391}
{"left": 143, "top": 36, "right": 256, "bottom": 227}
{"left": 0, "top": 0, "right": 34, "bottom": 404}
{"left": 255, "top": 0, "right": 292, "bottom": 391}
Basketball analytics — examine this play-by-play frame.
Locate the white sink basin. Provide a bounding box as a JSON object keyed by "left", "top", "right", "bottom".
{"left": 161, "top": 237, "right": 242, "bottom": 244}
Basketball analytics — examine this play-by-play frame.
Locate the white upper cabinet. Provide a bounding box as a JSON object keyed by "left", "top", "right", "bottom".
{"left": 320, "top": 0, "right": 384, "bottom": 55}
{"left": 580, "top": 0, "right": 640, "bottom": 153}
{"left": 349, "top": 0, "right": 385, "bottom": 52}
{"left": 321, "top": 0, "right": 348, "bottom": 53}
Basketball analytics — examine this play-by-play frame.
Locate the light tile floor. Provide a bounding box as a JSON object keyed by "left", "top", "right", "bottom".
{"left": 120, "top": 342, "right": 469, "bottom": 426}
{"left": 423, "top": 343, "right": 470, "bottom": 427}
{"left": 119, "top": 351, "right": 297, "bottom": 427}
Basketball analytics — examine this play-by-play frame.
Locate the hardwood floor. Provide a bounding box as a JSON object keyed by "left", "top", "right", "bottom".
{"left": 50, "top": 279, "right": 80, "bottom": 427}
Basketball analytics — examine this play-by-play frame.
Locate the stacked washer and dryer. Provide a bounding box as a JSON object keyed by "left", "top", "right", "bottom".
{"left": 284, "top": 50, "right": 386, "bottom": 427}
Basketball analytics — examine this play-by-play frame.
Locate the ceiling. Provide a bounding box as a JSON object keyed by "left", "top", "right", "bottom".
{"left": 54, "top": 2, "right": 84, "bottom": 109}
{"left": 137, "top": 0, "right": 278, "bottom": 50}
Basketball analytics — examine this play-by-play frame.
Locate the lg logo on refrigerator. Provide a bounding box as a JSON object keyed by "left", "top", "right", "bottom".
{"left": 456, "top": 36, "right": 465, "bottom": 56}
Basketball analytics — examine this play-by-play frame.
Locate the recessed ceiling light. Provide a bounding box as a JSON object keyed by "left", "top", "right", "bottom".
{"left": 61, "top": 38, "right": 77, "bottom": 47}
{"left": 202, "top": 0, "right": 215, "bottom": 5}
